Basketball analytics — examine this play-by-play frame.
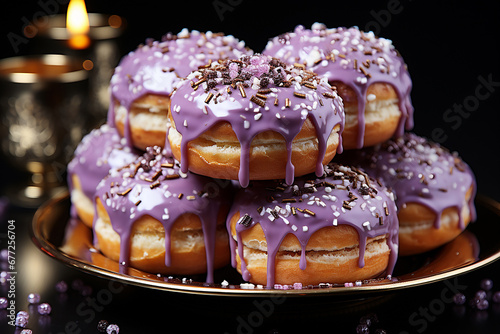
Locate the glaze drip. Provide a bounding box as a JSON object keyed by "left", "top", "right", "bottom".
{"left": 227, "top": 163, "right": 399, "bottom": 287}
{"left": 264, "top": 24, "right": 413, "bottom": 148}
{"left": 169, "top": 54, "right": 345, "bottom": 187}
{"left": 94, "top": 146, "right": 231, "bottom": 283}
{"left": 344, "top": 133, "right": 476, "bottom": 228}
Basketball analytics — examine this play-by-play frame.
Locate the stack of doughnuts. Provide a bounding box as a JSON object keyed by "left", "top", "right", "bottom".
{"left": 67, "top": 24, "right": 476, "bottom": 288}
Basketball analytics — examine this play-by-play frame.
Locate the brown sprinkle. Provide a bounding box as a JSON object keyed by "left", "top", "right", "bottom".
{"left": 118, "top": 188, "right": 132, "bottom": 196}
{"left": 238, "top": 84, "right": 247, "bottom": 98}
{"left": 250, "top": 95, "right": 266, "bottom": 107}
{"left": 285, "top": 98, "right": 291, "bottom": 108}
{"left": 178, "top": 193, "right": 184, "bottom": 199}
{"left": 303, "top": 209, "right": 316, "bottom": 216}
{"left": 293, "top": 92, "right": 306, "bottom": 98}
{"left": 205, "top": 92, "right": 214, "bottom": 104}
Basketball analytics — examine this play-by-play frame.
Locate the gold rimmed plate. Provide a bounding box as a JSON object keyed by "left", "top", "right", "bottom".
{"left": 31, "top": 192, "right": 500, "bottom": 297}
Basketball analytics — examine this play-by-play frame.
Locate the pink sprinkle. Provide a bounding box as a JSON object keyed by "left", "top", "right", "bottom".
{"left": 274, "top": 284, "right": 283, "bottom": 290}
{"left": 293, "top": 283, "right": 303, "bottom": 290}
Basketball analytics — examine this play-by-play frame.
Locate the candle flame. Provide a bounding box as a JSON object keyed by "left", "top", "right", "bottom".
{"left": 66, "top": 0, "right": 90, "bottom": 49}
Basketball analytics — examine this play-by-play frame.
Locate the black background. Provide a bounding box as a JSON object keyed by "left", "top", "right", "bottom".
{"left": 1, "top": 1, "right": 500, "bottom": 333}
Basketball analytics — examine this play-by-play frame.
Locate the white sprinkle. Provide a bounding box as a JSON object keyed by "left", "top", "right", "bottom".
{"left": 291, "top": 225, "right": 298, "bottom": 231}
{"left": 243, "top": 120, "right": 250, "bottom": 129}
{"left": 363, "top": 221, "right": 371, "bottom": 230}
{"left": 302, "top": 226, "right": 309, "bottom": 232}
{"left": 183, "top": 119, "right": 188, "bottom": 127}
{"left": 367, "top": 94, "right": 376, "bottom": 101}
{"left": 332, "top": 219, "right": 338, "bottom": 226}
{"left": 254, "top": 113, "right": 262, "bottom": 121}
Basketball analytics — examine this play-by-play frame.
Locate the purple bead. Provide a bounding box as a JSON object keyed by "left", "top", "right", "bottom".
{"left": 356, "top": 324, "right": 369, "bottom": 334}
{"left": 37, "top": 303, "right": 52, "bottom": 315}
{"left": 477, "top": 299, "right": 489, "bottom": 310}
{"left": 27, "top": 293, "right": 41, "bottom": 304}
{"left": 480, "top": 279, "right": 493, "bottom": 291}
{"left": 453, "top": 293, "right": 466, "bottom": 305}
{"left": 55, "top": 280, "right": 68, "bottom": 293}
{"left": 0, "top": 249, "right": 7, "bottom": 261}
{"left": 475, "top": 290, "right": 487, "bottom": 300}
{"left": 493, "top": 291, "right": 500, "bottom": 303}
{"left": 0, "top": 297, "right": 7, "bottom": 309}
{"left": 15, "top": 311, "right": 29, "bottom": 327}
{"left": 107, "top": 324, "right": 120, "bottom": 334}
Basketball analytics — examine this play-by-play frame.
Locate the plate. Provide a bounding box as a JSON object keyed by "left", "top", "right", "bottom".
{"left": 31, "top": 192, "right": 500, "bottom": 297}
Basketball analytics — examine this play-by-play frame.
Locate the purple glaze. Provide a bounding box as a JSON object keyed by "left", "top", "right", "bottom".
{"left": 343, "top": 133, "right": 476, "bottom": 229}
{"left": 108, "top": 29, "right": 252, "bottom": 146}
{"left": 67, "top": 124, "right": 139, "bottom": 204}
{"left": 169, "top": 54, "right": 345, "bottom": 188}
{"left": 264, "top": 24, "right": 413, "bottom": 149}
{"left": 227, "top": 163, "right": 399, "bottom": 287}
{"left": 94, "top": 146, "right": 232, "bottom": 283}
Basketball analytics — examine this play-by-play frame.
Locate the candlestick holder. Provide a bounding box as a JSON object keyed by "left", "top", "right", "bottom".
{"left": 0, "top": 54, "right": 89, "bottom": 207}
{"left": 35, "top": 13, "right": 125, "bottom": 127}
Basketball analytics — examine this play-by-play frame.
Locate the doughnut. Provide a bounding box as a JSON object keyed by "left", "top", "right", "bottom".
{"left": 108, "top": 29, "right": 252, "bottom": 150}
{"left": 341, "top": 133, "right": 476, "bottom": 255}
{"left": 168, "top": 54, "right": 345, "bottom": 187}
{"left": 227, "top": 163, "right": 399, "bottom": 287}
{"left": 93, "top": 146, "right": 233, "bottom": 282}
{"left": 67, "top": 124, "right": 139, "bottom": 227}
{"left": 264, "top": 24, "right": 413, "bottom": 150}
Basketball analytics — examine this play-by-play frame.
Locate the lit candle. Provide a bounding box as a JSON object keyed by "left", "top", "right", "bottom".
{"left": 32, "top": 4, "right": 125, "bottom": 124}
{"left": 66, "top": 0, "right": 91, "bottom": 50}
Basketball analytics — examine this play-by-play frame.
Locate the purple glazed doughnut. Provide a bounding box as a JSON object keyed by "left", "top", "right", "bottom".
{"left": 264, "top": 24, "right": 413, "bottom": 150}
{"left": 93, "top": 146, "right": 233, "bottom": 283}
{"left": 168, "top": 54, "right": 345, "bottom": 187}
{"left": 67, "top": 124, "right": 139, "bottom": 227}
{"left": 341, "top": 133, "right": 476, "bottom": 255}
{"left": 108, "top": 29, "right": 252, "bottom": 150}
{"left": 227, "top": 162, "right": 399, "bottom": 287}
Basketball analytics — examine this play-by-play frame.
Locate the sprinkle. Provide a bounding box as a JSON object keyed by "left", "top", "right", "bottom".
{"left": 285, "top": 98, "right": 291, "bottom": 108}
{"left": 302, "top": 226, "right": 309, "bottom": 232}
{"left": 294, "top": 62, "right": 306, "bottom": 69}
{"left": 150, "top": 181, "right": 161, "bottom": 189}
{"left": 282, "top": 198, "right": 297, "bottom": 203}
{"left": 117, "top": 188, "right": 132, "bottom": 196}
{"left": 178, "top": 193, "right": 184, "bottom": 199}
{"left": 243, "top": 120, "right": 250, "bottom": 129}
{"left": 291, "top": 207, "right": 297, "bottom": 216}
{"left": 293, "top": 92, "right": 306, "bottom": 98}
{"left": 192, "top": 78, "right": 206, "bottom": 88}
{"left": 250, "top": 95, "right": 266, "bottom": 107}
{"left": 303, "top": 208, "right": 316, "bottom": 216}
{"left": 238, "top": 84, "right": 247, "bottom": 98}
{"left": 161, "top": 162, "right": 174, "bottom": 168}
{"left": 322, "top": 92, "right": 336, "bottom": 99}
{"left": 134, "top": 200, "right": 142, "bottom": 206}
{"left": 274, "top": 97, "right": 279, "bottom": 106}
{"left": 238, "top": 214, "right": 253, "bottom": 227}
{"left": 204, "top": 92, "right": 214, "bottom": 104}
{"left": 332, "top": 219, "right": 338, "bottom": 226}
{"left": 362, "top": 221, "right": 371, "bottom": 230}
{"left": 186, "top": 195, "right": 196, "bottom": 201}
{"left": 303, "top": 82, "right": 316, "bottom": 90}
{"left": 255, "top": 93, "right": 268, "bottom": 100}
{"left": 183, "top": 119, "right": 188, "bottom": 127}
{"left": 165, "top": 174, "right": 180, "bottom": 179}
